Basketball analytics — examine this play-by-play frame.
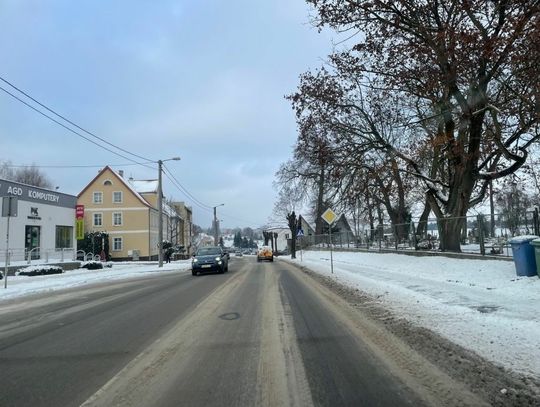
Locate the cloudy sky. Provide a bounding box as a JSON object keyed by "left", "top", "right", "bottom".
{"left": 0, "top": 0, "right": 338, "bottom": 229}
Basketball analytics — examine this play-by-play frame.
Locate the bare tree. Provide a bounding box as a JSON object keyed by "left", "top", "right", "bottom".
{"left": 291, "top": 1, "right": 540, "bottom": 251}
{"left": 0, "top": 161, "right": 53, "bottom": 188}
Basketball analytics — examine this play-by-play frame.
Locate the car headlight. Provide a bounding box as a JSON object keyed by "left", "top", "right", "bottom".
{"left": 192, "top": 258, "right": 198, "bottom": 263}
{"left": 215, "top": 257, "right": 220, "bottom": 261}
{"left": 218, "top": 261, "right": 222, "bottom": 265}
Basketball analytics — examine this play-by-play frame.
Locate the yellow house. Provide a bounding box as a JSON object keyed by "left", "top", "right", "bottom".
{"left": 77, "top": 166, "right": 164, "bottom": 260}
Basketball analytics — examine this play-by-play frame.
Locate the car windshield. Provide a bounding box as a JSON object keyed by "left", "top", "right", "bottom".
{"left": 196, "top": 248, "right": 221, "bottom": 256}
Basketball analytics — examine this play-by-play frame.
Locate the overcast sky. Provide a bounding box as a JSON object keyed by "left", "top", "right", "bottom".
{"left": 0, "top": 0, "right": 337, "bottom": 229}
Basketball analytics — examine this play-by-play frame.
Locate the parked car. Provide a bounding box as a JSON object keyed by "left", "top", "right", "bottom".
{"left": 257, "top": 246, "right": 273, "bottom": 262}
{"left": 192, "top": 246, "right": 229, "bottom": 276}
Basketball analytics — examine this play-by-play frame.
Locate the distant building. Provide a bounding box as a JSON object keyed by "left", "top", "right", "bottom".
{"left": 265, "top": 227, "right": 290, "bottom": 253}
{"left": 170, "top": 201, "right": 193, "bottom": 257}
{"left": 322, "top": 214, "right": 354, "bottom": 243}
{"left": 77, "top": 166, "right": 188, "bottom": 261}
{"left": 298, "top": 214, "right": 316, "bottom": 237}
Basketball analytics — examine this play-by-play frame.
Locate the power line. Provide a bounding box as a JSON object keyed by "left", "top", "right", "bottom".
{"left": 163, "top": 165, "right": 263, "bottom": 226}
{"left": 2, "top": 162, "right": 153, "bottom": 169}
{"left": 162, "top": 169, "right": 213, "bottom": 213}
{"left": 0, "top": 75, "right": 153, "bottom": 163}
{"left": 162, "top": 164, "right": 212, "bottom": 210}
{"left": 0, "top": 85, "right": 155, "bottom": 170}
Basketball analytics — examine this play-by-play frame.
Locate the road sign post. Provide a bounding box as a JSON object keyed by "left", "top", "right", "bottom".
{"left": 2, "top": 197, "right": 18, "bottom": 289}
{"left": 297, "top": 228, "right": 304, "bottom": 262}
{"left": 321, "top": 208, "right": 337, "bottom": 274}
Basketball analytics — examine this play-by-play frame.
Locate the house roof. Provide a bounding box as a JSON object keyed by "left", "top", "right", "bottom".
{"left": 78, "top": 166, "right": 153, "bottom": 209}
{"left": 129, "top": 179, "right": 158, "bottom": 194}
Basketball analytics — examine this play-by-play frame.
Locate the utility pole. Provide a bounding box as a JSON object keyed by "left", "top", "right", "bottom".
{"left": 157, "top": 157, "right": 181, "bottom": 268}
{"left": 213, "top": 204, "right": 224, "bottom": 246}
{"left": 158, "top": 160, "right": 163, "bottom": 267}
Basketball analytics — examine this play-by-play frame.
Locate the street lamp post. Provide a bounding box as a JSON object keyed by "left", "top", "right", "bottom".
{"left": 158, "top": 157, "right": 181, "bottom": 267}
{"left": 213, "top": 204, "right": 224, "bottom": 246}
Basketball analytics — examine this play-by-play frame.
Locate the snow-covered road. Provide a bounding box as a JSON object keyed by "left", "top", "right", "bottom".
{"left": 286, "top": 250, "right": 540, "bottom": 378}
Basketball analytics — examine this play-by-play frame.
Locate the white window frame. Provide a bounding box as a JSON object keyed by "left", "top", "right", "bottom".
{"left": 112, "top": 212, "right": 123, "bottom": 226}
{"left": 112, "top": 237, "right": 123, "bottom": 252}
{"left": 93, "top": 191, "right": 103, "bottom": 204}
{"left": 93, "top": 213, "right": 103, "bottom": 227}
{"left": 112, "top": 191, "right": 123, "bottom": 203}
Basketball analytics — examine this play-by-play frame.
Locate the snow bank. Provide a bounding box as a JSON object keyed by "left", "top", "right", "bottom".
{"left": 287, "top": 250, "right": 540, "bottom": 377}
{"left": 0, "top": 261, "right": 191, "bottom": 302}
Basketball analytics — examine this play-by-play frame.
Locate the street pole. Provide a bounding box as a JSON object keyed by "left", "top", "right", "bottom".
{"left": 329, "top": 223, "right": 334, "bottom": 274}
{"left": 155, "top": 157, "right": 180, "bottom": 268}
{"left": 158, "top": 159, "right": 163, "bottom": 267}
{"left": 213, "top": 206, "right": 218, "bottom": 246}
{"left": 4, "top": 216, "right": 10, "bottom": 289}
{"left": 212, "top": 204, "right": 224, "bottom": 246}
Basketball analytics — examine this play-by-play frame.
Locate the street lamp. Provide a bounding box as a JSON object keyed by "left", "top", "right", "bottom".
{"left": 213, "top": 204, "right": 224, "bottom": 246}
{"left": 158, "top": 156, "right": 181, "bottom": 267}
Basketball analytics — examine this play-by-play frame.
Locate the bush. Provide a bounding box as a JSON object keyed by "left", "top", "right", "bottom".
{"left": 81, "top": 261, "right": 104, "bottom": 270}
{"left": 18, "top": 265, "right": 63, "bottom": 276}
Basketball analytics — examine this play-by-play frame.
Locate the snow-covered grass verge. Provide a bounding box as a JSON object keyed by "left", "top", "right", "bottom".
{"left": 286, "top": 250, "right": 540, "bottom": 378}
{"left": 0, "top": 261, "right": 191, "bottom": 302}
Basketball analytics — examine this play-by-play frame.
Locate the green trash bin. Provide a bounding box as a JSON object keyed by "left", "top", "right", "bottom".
{"left": 531, "top": 239, "right": 540, "bottom": 277}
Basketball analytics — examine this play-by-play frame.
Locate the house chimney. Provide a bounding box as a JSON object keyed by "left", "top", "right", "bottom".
{"left": 119, "top": 170, "right": 124, "bottom": 178}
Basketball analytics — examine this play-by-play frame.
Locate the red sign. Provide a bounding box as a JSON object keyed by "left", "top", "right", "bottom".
{"left": 76, "top": 204, "right": 84, "bottom": 219}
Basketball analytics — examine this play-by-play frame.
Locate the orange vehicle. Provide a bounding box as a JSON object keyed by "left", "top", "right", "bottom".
{"left": 257, "top": 246, "right": 273, "bottom": 262}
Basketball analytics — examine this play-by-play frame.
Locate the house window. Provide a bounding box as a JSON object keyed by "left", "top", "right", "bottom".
{"left": 112, "top": 237, "right": 123, "bottom": 251}
{"left": 103, "top": 180, "right": 112, "bottom": 186}
{"left": 113, "top": 212, "right": 123, "bottom": 226}
{"left": 285, "top": 234, "right": 290, "bottom": 239}
{"left": 93, "top": 213, "right": 103, "bottom": 226}
{"left": 55, "top": 226, "right": 73, "bottom": 248}
{"left": 93, "top": 191, "right": 103, "bottom": 204}
{"left": 113, "top": 191, "right": 123, "bottom": 203}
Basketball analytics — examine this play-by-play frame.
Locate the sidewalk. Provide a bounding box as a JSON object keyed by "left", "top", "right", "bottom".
{"left": 0, "top": 261, "right": 191, "bottom": 302}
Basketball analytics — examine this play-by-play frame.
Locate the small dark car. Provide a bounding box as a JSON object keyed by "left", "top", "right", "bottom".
{"left": 192, "top": 246, "right": 229, "bottom": 276}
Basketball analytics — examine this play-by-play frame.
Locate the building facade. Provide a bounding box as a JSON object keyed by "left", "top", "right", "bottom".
{"left": 78, "top": 167, "right": 171, "bottom": 261}
{"left": 0, "top": 178, "right": 77, "bottom": 263}
{"left": 171, "top": 201, "right": 193, "bottom": 257}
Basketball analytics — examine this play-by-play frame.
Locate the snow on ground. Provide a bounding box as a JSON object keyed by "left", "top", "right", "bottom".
{"left": 0, "top": 260, "right": 191, "bottom": 302}
{"left": 286, "top": 250, "right": 540, "bottom": 378}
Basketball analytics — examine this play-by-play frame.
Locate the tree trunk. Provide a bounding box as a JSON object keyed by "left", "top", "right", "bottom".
{"left": 287, "top": 211, "right": 299, "bottom": 259}
{"left": 437, "top": 217, "right": 463, "bottom": 252}
{"left": 416, "top": 200, "right": 431, "bottom": 237}
{"left": 315, "top": 167, "right": 325, "bottom": 236}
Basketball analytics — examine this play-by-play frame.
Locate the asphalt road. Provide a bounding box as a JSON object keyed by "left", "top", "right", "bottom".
{"left": 0, "top": 257, "right": 486, "bottom": 407}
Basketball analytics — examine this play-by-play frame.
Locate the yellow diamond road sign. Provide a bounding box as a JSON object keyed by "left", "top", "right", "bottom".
{"left": 321, "top": 208, "right": 337, "bottom": 225}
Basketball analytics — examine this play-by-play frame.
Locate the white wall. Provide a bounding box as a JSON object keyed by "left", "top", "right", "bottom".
{"left": 0, "top": 200, "right": 76, "bottom": 262}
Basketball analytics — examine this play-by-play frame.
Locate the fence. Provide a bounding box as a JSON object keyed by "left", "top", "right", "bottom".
{"left": 0, "top": 247, "right": 78, "bottom": 265}
{"left": 296, "top": 210, "right": 540, "bottom": 257}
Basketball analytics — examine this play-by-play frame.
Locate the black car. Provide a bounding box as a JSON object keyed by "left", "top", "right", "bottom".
{"left": 191, "top": 246, "right": 229, "bottom": 276}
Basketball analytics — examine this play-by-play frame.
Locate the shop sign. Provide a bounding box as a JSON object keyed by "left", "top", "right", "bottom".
{"left": 76, "top": 219, "right": 85, "bottom": 240}
{"left": 27, "top": 207, "right": 42, "bottom": 220}
{"left": 76, "top": 204, "right": 85, "bottom": 219}
{"left": 0, "top": 179, "right": 76, "bottom": 208}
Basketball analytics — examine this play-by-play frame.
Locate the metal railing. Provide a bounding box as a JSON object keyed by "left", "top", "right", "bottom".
{"left": 0, "top": 248, "right": 78, "bottom": 265}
